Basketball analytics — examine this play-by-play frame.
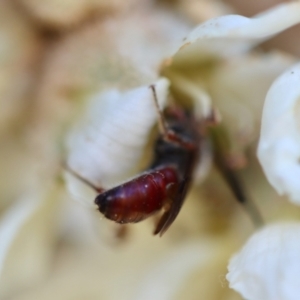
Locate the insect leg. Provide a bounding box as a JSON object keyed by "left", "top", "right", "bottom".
{"left": 62, "top": 162, "right": 104, "bottom": 193}
{"left": 209, "top": 125, "right": 264, "bottom": 227}
{"left": 154, "top": 178, "right": 189, "bottom": 236}
{"left": 149, "top": 84, "right": 195, "bottom": 150}
{"left": 218, "top": 166, "right": 264, "bottom": 227}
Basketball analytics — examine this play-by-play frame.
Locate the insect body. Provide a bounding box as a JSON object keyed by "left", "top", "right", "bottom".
{"left": 95, "top": 106, "right": 201, "bottom": 235}
{"left": 95, "top": 166, "right": 180, "bottom": 224}
{"left": 65, "top": 86, "right": 263, "bottom": 237}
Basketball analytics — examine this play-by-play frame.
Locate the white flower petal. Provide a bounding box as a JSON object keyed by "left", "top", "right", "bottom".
{"left": 66, "top": 78, "right": 170, "bottom": 190}
{"left": 257, "top": 62, "right": 300, "bottom": 204}
{"left": 193, "top": 137, "right": 213, "bottom": 183}
{"left": 166, "top": 72, "right": 213, "bottom": 119}
{"left": 0, "top": 195, "right": 40, "bottom": 275}
{"left": 174, "top": 2, "right": 300, "bottom": 62}
{"left": 0, "top": 188, "right": 60, "bottom": 298}
{"left": 208, "top": 53, "right": 296, "bottom": 147}
{"left": 227, "top": 223, "right": 300, "bottom": 300}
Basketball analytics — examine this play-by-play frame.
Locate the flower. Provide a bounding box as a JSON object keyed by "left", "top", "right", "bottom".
{"left": 225, "top": 4, "right": 300, "bottom": 300}
{"left": 1, "top": 1, "right": 300, "bottom": 300}
{"left": 228, "top": 36, "right": 300, "bottom": 300}
{"left": 258, "top": 62, "right": 300, "bottom": 204}
{"left": 227, "top": 223, "right": 300, "bottom": 300}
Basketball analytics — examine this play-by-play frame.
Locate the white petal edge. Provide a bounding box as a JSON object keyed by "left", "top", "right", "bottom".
{"left": 227, "top": 222, "right": 300, "bottom": 300}
{"left": 257, "top": 62, "right": 300, "bottom": 204}
{"left": 165, "top": 71, "right": 213, "bottom": 119}
{"left": 0, "top": 193, "right": 40, "bottom": 275}
{"left": 66, "top": 78, "right": 169, "bottom": 199}
{"left": 174, "top": 2, "right": 300, "bottom": 60}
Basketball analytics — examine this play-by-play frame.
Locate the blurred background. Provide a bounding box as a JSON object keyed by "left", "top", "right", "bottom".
{"left": 0, "top": 0, "right": 300, "bottom": 299}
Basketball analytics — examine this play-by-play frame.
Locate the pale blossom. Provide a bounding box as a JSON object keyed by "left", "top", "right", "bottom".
{"left": 225, "top": 4, "right": 300, "bottom": 300}
{"left": 1, "top": 1, "right": 300, "bottom": 300}
{"left": 65, "top": 78, "right": 170, "bottom": 191}
{"left": 258, "top": 63, "right": 300, "bottom": 204}
{"left": 166, "top": 2, "right": 299, "bottom": 157}
{"left": 227, "top": 223, "right": 300, "bottom": 300}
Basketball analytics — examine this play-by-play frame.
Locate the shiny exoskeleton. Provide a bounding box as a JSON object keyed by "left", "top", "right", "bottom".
{"left": 95, "top": 107, "right": 200, "bottom": 236}
{"left": 65, "top": 90, "right": 263, "bottom": 237}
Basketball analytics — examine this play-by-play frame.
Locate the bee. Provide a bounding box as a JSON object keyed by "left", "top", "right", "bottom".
{"left": 65, "top": 85, "right": 262, "bottom": 236}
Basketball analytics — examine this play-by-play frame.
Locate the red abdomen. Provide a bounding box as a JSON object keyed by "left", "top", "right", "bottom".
{"left": 94, "top": 166, "right": 179, "bottom": 223}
